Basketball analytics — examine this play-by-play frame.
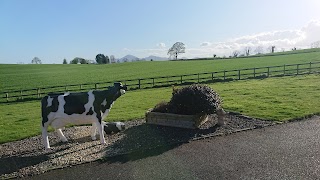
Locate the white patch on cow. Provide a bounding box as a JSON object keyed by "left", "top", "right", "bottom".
{"left": 47, "top": 96, "right": 53, "bottom": 107}
{"left": 84, "top": 90, "right": 95, "bottom": 114}
{"left": 120, "top": 89, "right": 126, "bottom": 95}
{"left": 101, "top": 99, "right": 107, "bottom": 106}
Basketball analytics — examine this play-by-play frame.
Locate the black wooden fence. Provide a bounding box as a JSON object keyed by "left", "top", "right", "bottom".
{"left": 2, "top": 61, "right": 320, "bottom": 103}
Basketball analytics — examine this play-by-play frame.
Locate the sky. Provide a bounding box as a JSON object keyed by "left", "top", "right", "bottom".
{"left": 1, "top": 0, "right": 320, "bottom": 64}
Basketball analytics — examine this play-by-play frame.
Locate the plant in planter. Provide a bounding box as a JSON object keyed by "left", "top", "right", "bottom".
{"left": 146, "top": 84, "right": 226, "bottom": 128}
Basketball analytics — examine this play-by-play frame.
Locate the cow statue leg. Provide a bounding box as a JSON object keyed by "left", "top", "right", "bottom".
{"left": 56, "top": 128, "right": 68, "bottom": 142}
{"left": 96, "top": 121, "right": 106, "bottom": 145}
{"left": 91, "top": 122, "right": 97, "bottom": 140}
{"left": 42, "top": 124, "right": 50, "bottom": 150}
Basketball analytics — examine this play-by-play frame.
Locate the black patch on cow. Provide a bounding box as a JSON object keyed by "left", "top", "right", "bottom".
{"left": 41, "top": 95, "right": 59, "bottom": 126}
{"left": 92, "top": 88, "right": 119, "bottom": 121}
{"left": 86, "top": 107, "right": 94, "bottom": 115}
{"left": 64, "top": 92, "right": 89, "bottom": 115}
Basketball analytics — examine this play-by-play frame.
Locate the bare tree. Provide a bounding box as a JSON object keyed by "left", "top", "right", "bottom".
{"left": 267, "top": 46, "right": 276, "bottom": 53}
{"left": 168, "top": 42, "right": 185, "bottom": 60}
{"left": 244, "top": 47, "right": 251, "bottom": 56}
{"left": 232, "top": 50, "right": 240, "bottom": 58}
{"left": 31, "top": 57, "right": 42, "bottom": 64}
{"left": 110, "top": 55, "right": 116, "bottom": 63}
{"left": 254, "top": 46, "right": 264, "bottom": 55}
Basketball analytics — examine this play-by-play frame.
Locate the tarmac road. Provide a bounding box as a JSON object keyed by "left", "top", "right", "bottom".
{"left": 30, "top": 116, "right": 320, "bottom": 180}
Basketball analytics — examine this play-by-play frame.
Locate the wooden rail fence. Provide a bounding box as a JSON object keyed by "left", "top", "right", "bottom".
{"left": 2, "top": 61, "right": 320, "bottom": 103}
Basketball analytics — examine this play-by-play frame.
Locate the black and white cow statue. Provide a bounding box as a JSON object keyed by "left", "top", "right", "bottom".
{"left": 41, "top": 82, "right": 127, "bottom": 150}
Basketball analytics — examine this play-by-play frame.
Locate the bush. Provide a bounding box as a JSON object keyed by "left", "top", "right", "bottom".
{"left": 152, "top": 84, "right": 222, "bottom": 115}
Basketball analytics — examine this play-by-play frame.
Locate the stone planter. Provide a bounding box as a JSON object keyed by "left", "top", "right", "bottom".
{"left": 145, "top": 109, "right": 209, "bottom": 129}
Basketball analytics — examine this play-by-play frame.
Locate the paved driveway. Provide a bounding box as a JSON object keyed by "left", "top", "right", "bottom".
{"left": 30, "top": 116, "right": 320, "bottom": 180}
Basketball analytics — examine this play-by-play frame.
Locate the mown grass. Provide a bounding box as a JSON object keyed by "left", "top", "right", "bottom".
{"left": 1, "top": 74, "right": 319, "bottom": 144}
{"left": 1, "top": 49, "right": 320, "bottom": 92}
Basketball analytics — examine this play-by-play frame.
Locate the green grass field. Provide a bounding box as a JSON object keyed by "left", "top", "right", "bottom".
{"left": 1, "top": 49, "right": 320, "bottom": 92}
{"left": 0, "top": 50, "right": 319, "bottom": 144}
{"left": 1, "top": 74, "right": 320, "bottom": 144}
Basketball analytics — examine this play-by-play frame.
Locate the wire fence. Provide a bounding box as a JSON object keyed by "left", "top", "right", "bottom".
{"left": 2, "top": 61, "right": 320, "bottom": 103}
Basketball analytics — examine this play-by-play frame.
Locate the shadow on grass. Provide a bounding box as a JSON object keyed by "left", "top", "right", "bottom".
{"left": 101, "top": 123, "right": 220, "bottom": 164}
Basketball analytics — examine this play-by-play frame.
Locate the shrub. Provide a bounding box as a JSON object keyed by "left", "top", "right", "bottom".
{"left": 152, "top": 84, "right": 222, "bottom": 115}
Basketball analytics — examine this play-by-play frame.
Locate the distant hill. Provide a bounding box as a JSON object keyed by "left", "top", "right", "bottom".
{"left": 119, "top": 55, "right": 168, "bottom": 62}
{"left": 119, "top": 55, "right": 139, "bottom": 62}
{"left": 142, "top": 55, "right": 168, "bottom": 61}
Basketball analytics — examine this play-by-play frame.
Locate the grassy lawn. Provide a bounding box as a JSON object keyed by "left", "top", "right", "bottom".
{"left": 1, "top": 74, "right": 319, "bottom": 144}
{"left": 1, "top": 49, "right": 320, "bottom": 92}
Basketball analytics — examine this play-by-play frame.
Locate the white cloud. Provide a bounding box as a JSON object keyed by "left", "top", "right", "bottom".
{"left": 157, "top": 43, "right": 166, "bottom": 48}
{"left": 123, "top": 48, "right": 131, "bottom": 52}
{"left": 189, "top": 20, "right": 320, "bottom": 58}
{"left": 200, "top": 42, "right": 212, "bottom": 47}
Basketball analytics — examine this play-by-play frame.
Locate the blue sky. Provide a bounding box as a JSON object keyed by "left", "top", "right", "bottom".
{"left": 1, "top": 0, "right": 320, "bottom": 64}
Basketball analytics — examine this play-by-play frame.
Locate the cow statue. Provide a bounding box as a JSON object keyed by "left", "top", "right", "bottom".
{"left": 41, "top": 82, "right": 127, "bottom": 150}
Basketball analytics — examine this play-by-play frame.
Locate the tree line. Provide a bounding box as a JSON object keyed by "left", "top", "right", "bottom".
{"left": 64, "top": 54, "right": 116, "bottom": 64}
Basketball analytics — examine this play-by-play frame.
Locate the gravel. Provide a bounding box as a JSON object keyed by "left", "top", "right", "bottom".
{"left": 0, "top": 113, "right": 274, "bottom": 179}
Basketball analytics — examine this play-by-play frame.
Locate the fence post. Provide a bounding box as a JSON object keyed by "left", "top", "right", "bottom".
{"left": 296, "top": 64, "right": 299, "bottom": 75}
{"left": 180, "top": 75, "right": 183, "bottom": 84}
{"left": 80, "top": 84, "right": 82, "bottom": 90}
{"left": 238, "top": 70, "right": 241, "bottom": 80}
{"left": 138, "top": 79, "right": 141, "bottom": 89}
{"left": 198, "top": 73, "right": 200, "bottom": 83}
{"left": 37, "top": 88, "right": 40, "bottom": 98}
{"left": 267, "top": 67, "right": 270, "bottom": 77}
{"left": 152, "top": 78, "right": 155, "bottom": 87}
{"left": 224, "top": 71, "right": 226, "bottom": 80}
{"left": 6, "top": 93, "right": 9, "bottom": 102}
{"left": 283, "top": 64, "right": 286, "bottom": 76}
{"left": 253, "top": 68, "right": 256, "bottom": 78}
{"left": 95, "top": 84, "right": 97, "bottom": 90}
{"left": 212, "top": 72, "right": 214, "bottom": 81}
{"left": 309, "top": 62, "right": 312, "bottom": 74}
{"left": 20, "top": 90, "right": 23, "bottom": 100}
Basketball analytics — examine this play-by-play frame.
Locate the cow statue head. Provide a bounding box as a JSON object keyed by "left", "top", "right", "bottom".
{"left": 114, "top": 82, "right": 127, "bottom": 98}
{"left": 102, "top": 121, "right": 126, "bottom": 134}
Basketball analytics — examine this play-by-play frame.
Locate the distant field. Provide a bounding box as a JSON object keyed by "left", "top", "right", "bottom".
{"left": 1, "top": 49, "right": 320, "bottom": 92}
{"left": 0, "top": 74, "right": 320, "bottom": 144}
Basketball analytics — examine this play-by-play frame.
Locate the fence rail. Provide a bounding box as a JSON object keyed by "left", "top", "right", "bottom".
{"left": 2, "top": 61, "right": 320, "bottom": 103}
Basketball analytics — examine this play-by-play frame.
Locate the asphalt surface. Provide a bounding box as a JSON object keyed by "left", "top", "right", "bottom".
{"left": 29, "top": 116, "right": 320, "bottom": 180}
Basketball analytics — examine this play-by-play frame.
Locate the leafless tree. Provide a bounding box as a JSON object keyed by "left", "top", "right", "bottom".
{"left": 254, "top": 46, "right": 264, "bottom": 54}
{"left": 110, "top": 55, "right": 116, "bottom": 63}
{"left": 267, "top": 46, "right": 276, "bottom": 53}
{"left": 232, "top": 50, "right": 241, "bottom": 58}
{"left": 244, "top": 47, "right": 252, "bottom": 56}
{"left": 168, "top": 42, "right": 185, "bottom": 60}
